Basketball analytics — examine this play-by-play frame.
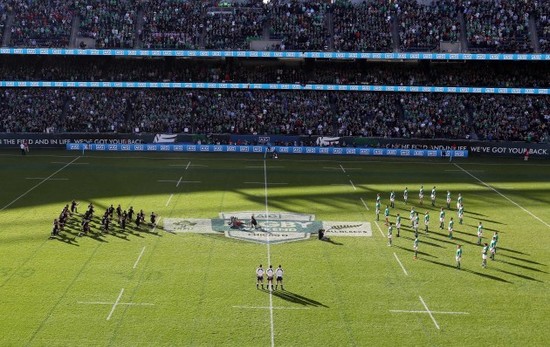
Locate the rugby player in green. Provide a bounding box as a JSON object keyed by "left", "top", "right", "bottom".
{"left": 458, "top": 204, "right": 464, "bottom": 224}
{"left": 389, "top": 191, "right": 396, "bottom": 208}
{"left": 448, "top": 217, "right": 454, "bottom": 239}
{"left": 490, "top": 237, "right": 497, "bottom": 260}
{"left": 446, "top": 190, "right": 451, "bottom": 209}
{"left": 375, "top": 201, "right": 381, "bottom": 221}
{"left": 388, "top": 223, "right": 393, "bottom": 247}
{"left": 476, "top": 222, "right": 483, "bottom": 245}
{"left": 424, "top": 211, "right": 430, "bottom": 234}
{"left": 492, "top": 231, "right": 499, "bottom": 254}
{"left": 413, "top": 236, "right": 419, "bottom": 259}
{"left": 419, "top": 185, "right": 424, "bottom": 205}
{"left": 481, "top": 243, "right": 489, "bottom": 268}
{"left": 430, "top": 186, "right": 436, "bottom": 206}
{"left": 456, "top": 193, "right": 463, "bottom": 210}
{"left": 439, "top": 208, "right": 445, "bottom": 229}
{"left": 396, "top": 213, "right": 401, "bottom": 237}
{"left": 455, "top": 245, "right": 463, "bottom": 269}
{"left": 384, "top": 205, "right": 390, "bottom": 226}
{"left": 403, "top": 187, "right": 409, "bottom": 205}
{"left": 409, "top": 207, "right": 416, "bottom": 227}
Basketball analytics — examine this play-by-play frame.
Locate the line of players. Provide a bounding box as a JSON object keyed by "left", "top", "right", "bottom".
{"left": 255, "top": 264, "right": 284, "bottom": 291}
{"left": 49, "top": 200, "right": 158, "bottom": 239}
{"left": 376, "top": 186, "right": 500, "bottom": 269}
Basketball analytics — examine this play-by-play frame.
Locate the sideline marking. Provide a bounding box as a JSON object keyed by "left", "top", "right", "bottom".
{"left": 360, "top": 198, "right": 370, "bottom": 211}
{"left": 389, "top": 310, "right": 469, "bottom": 315}
{"left": 133, "top": 246, "right": 146, "bottom": 269}
{"left": 25, "top": 177, "right": 68, "bottom": 181}
{"left": 1, "top": 156, "right": 80, "bottom": 211}
{"left": 454, "top": 163, "right": 550, "bottom": 228}
{"left": 339, "top": 164, "right": 346, "bottom": 173}
{"left": 233, "top": 305, "right": 310, "bottom": 310}
{"left": 78, "top": 301, "right": 154, "bottom": 307}
{"left": 349, "top": 180, "right": 357, "bottom": 191}
{"left": 393, "top": 252, "right": 409, "bottom": 276}
{"left": 262, "top": 160, "right": 275, "bottom": 347}
{"left": 419, "top": 296, "right": 440, "bottom": 330}
{"left": 165, "top": 194, "right": 173, "bottom": 206}
{"left": 106, "top": 288, "right": 125, "bottom": 321}
{"left": 51, "top": 161, "right": 88, "bottom": 165}
{"left": 373, "top": 221, "right": 385, "bottom": 238}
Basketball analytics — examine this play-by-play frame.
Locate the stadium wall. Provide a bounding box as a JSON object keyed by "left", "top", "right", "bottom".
{"left": 0, "top": 133, "right": 547, "bottom": 158}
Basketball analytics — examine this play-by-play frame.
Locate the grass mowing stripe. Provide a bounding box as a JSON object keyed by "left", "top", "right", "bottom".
{"left": 393, "top": 252, "right": 409, "bottom": 276}
{"left": 1, "top": 156, "right": 80, "bottom": 211}
{"left": 263, "top": 159, "right": 275, "bottom": 347}
{"left": 453, "top": 163, "right": 550, "bottom": 228}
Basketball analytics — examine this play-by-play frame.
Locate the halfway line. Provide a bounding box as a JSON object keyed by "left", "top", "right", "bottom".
{"left": 262, "top": 159, "right": 275, "bottom": 347}
{"left": 454, "top": 163, "right": 549, "bottom": 228}
{"left": 1, "top": 156, "right": 80, "bottom": 211}
{"left": 133, "top": 246, "right": 146, "bottom": 269}
{"left": 393, "top": 252, "right": 409, "bottom": 276}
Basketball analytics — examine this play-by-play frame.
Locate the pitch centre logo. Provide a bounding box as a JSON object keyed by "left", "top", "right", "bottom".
{"left": 163, "top": 212, "right": 372, "bottom": 244}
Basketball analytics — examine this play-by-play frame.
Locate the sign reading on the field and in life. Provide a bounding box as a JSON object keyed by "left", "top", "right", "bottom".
{"left": 163, "top": 212, "right": 372, "bottom": 244}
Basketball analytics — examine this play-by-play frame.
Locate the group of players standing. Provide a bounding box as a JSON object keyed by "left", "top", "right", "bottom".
{"left": 375, "top": 185, "right": 500, "bottom": 269}
{"left": 49, "top": 200, "right": 158, "bottom": 239}
{"left": 256, "top": 264, "right": 284, "bottom": 291}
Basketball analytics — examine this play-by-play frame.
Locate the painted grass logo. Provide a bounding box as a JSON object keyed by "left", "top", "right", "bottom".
{"left": 163, "top": 212, "right": 372, "bottom": 244}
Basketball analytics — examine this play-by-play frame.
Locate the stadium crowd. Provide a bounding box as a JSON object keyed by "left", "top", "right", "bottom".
{"left": 1, "top": 0, "right": 548, "bottom": 53}
{"left": 0, "top": 89, "right": 547, "bottom": 143}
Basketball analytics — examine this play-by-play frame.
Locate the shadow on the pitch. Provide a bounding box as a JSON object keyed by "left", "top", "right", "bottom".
{"left": 402, "top": 236, "right": 445, "bottom": 249}
{"left": 268, "top": 289, "right": 329, "bottom": 308}
{"left": 419, "top": 258, "right": 513, "bottom": 284}
{"left": 497, "top": 260, "right": 548, "bottom": 274}
{"left": 500, "top": 253, "right": 544, "bottom": 266}
{"left": 52, "top": 234, "right": 79, "bottom": 246}
{"left": 395, "top": 245, "right": 437, "bottom": 258}
{"left": 319, "top": 239, "right": 344, "bottom": 246}
{"left": 494, "top": 268, "right": 543, "bottom": 283}
{"left": 498, "top": 247, "right": 529, "bottom": 256}
{"left": 465, "top": 211, "right": 487, "bottom": 217}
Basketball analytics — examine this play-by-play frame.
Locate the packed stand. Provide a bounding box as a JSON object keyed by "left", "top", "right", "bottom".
{"left": 0, "top": 88, "right": 547, "bottom": 142}
{"left": 397, "top": 0, "right": 460, "bottom": 51}
{"left": 535, "top": 0, "right": 550, "bottom": 52}
{"left": 78, "top": 0, "right": 139, "bottom": 48}
{"left": 331, "top": 0, "right": 393, "bottom": 52}
{"left": 10, "top": 0, "right": 75, "bottom": 47}
{"left": 0, "top": 1, "right": 12, "bottom": 38}
{"left": 141, "top": 0, "right": 203, "bottom": 50}
{"left": 269, "top": 0, "right": 330, "bottom": 51}
{"left": 464, "top": 0, "right": 533, "bottom": 53}
{"left": 204, "top": 2, "right": 267, "bottom": 50}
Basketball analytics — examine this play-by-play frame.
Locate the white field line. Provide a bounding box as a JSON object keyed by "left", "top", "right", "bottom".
{"left": 393, "top": 252, "right": 409, "bottom": 276}
{"left": 165, "top": 194, "right": 173, "bottom": 206}
{"left": 444, "top": 169, "right": 484, "bottom": 172}
{"left": 233, "top": 305, "right": 310, "bottom": 310}
{"left": 246, "top": 165, "right": 285, "bottom": 169}
{"left": 78, "top": 301, "right": 154, "bottom": 307}
{"left": 349, "top": 180, "right": 357, "bottom": 191}
{"left": 244, "top": 182, "right": 288, "bottom": 185}
{"left": 25, "top": 177, "right": 68, "bottom": 181}
{"left": 454, "top": 163, "right": 550, "bottom": 228}
{"left": 389, "top": 310, "right": 469, "bottom": 315}
{"left": 158, "top": 180, "right": 201, "bottom": 184}
{"left": 185, "top": 161, "right": 191, "bottom": 170}
{"left": 373, "top": 221, "right": 385, "bottom": 238}
{"left": 262, "top": 160, "right": 275, "bottom": 347}
{"left": 419, "top": 296, "right": 440, "bottom": 330}
{"left": 51, "top": 162, "right": 89, "bottom": 165}
{"left": 176, "top": 176, "right": 182, "bottom": 187}
{"left": 106, "top": 288, "right": 124, "bottom": 321}
{"left": 158, "top": 180, "right": 178, "bottom": 183}
{"left": 1, "top": 156, "right": 80, "bottom": 212}
{"left": 360, "top": 198, "right": 370, "bottom": 211}
{"left": 133, "top": 246, "right": 146, "bottom": 269}
{"left": 323, "top": 167, "right": 362, "bottom": 170}
{"left": 339, "top": 164, "right": 346, "bottom": 173}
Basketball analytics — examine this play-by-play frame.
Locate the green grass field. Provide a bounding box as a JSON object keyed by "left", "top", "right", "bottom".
{"left": 0, "top": 149, "right": 548, "bottom": 347}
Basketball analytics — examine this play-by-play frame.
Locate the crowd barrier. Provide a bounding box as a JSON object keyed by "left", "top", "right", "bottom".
{"left": 0, "top": 48, "right": 548, "bottom": 61}
{"left": 66, "top": 143, "right": 468, "bottom": 158}
{"left": 1, "top": 81, "right": 547, "bottom": 95}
